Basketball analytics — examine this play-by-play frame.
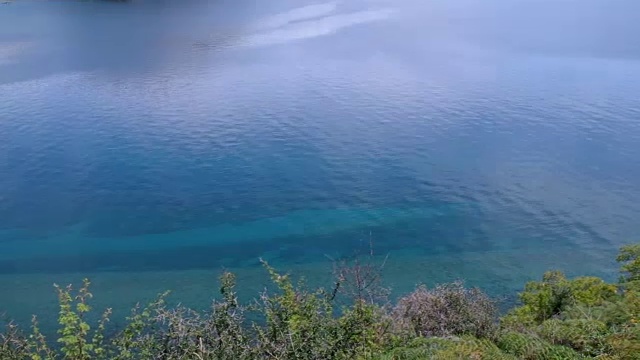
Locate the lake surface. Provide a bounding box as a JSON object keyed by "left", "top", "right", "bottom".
{"left": 1, "top": 0, "right": 640, "bottom": 329}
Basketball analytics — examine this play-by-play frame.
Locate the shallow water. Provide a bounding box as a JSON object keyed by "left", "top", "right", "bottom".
{"left": 1, "top": 0, "right": 640, "bottom": 329}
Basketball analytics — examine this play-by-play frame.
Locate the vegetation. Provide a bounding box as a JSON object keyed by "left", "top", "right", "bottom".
{"left": 2, "top": 243, "right": 640, "bottom": 359}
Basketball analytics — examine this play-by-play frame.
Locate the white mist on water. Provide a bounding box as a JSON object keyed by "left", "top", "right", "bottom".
{"left": 242, "top": 7, "right": 396, "bottom": 48}
{"left": 253, "top": 1, "right": 341, "bottom": 30}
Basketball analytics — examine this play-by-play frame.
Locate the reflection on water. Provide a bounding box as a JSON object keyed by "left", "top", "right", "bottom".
{"left": 1, "top": 0, "right": 640, "bottom": 329}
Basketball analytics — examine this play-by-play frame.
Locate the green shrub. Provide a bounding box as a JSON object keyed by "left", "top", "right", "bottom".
{"left": 372, "top": 337, "right": 443, "bottom": 360}
{"left": 2, "top": 242, "right": 640, "bottom": 360}
{"left": 569, "top": 277, "right": 618, "bottom": 306}
{"left": 429, "top": 336, "right": 515, "bottom": 360}
{"left": 496, "top": 330, "right": 585, "bottom": 360}
{"left": 606, "top": 323, "right": 640, "bottom": 360}
{"left": 254, "top": 260, "right": 393, "bottom": 359}
{"left": 253, "top": 261, "right": 338, "bottom": 359}
{"left": 618, "top": 243, "right": 640, "bottom": 291}
{"left": 537, "top": 318, "right": 611, "bottom": 356}
{"left": 513, "top": 271, "right": 575, "bottom": 324}
{"left": 503, "top": 272, "right": 619, "bottom": 328}
{"left": 55, "top": 279, "right": 112, "bottom": 360}
{"left": 0, "top": 321, "right": 29, "bottom": 360}
{"left": 374, "top": 336, "right": 516, "bottom": 360}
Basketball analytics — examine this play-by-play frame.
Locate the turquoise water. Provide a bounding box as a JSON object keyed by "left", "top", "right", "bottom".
{"left": 1, "top": 0, "right": 640, "bottom": 330}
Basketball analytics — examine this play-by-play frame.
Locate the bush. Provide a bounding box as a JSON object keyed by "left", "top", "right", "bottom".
{"left": 253, "top": 261, "right": 338, "bottom": 359}
{"left": 618, "top": 243, "right": 640, "bottom": 291}
{"left": 606, "top": 323, "right": 640, "bottom": 360}
{"left": 568, "top": 277, "right": 618, "bottom": 306}
{"left": 537, "top": 318, "right": 611, "bottom": 356}
{"left": 374, "top": 336, "right": 517, "bottom": 360}
{"left": 2, "top": 242, "right": 640, "bottom": 359}
{"left": 392, "top": 281, "right": 497, "bottom": 339}
{"left": 510, "top": 271, "right": 575, "bottom": 325}
{"left": 502, "top": 272, "right": 619, "bottom": 328}
{"left": 0, "top": 321, "right": 29, "bottom": 360}
{"left": 496, "top": 330, "right": 585, "bottom": 360}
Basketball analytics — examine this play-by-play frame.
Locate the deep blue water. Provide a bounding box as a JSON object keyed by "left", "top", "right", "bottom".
{"left": 1, "top": 0, "right": 640, "bottom": 327}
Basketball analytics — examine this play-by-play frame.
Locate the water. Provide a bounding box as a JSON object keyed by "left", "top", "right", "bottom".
{"left": 1, "top": 0, "right": 640, "bottom": 330}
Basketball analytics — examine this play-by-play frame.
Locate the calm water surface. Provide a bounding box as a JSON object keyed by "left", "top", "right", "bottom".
{"left": 1, "top": 0, "right": 640, "bottom": 327}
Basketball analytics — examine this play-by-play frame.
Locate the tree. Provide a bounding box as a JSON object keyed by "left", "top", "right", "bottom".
{"left": 617, "top": 243, "right": 640, "bottom": 291}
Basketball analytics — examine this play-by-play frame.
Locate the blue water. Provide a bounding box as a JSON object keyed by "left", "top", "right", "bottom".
{"left": 1, "top": 0, "right": 640, "bottom": 328}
